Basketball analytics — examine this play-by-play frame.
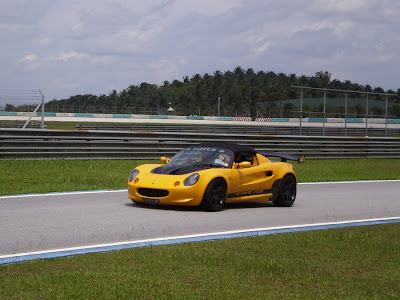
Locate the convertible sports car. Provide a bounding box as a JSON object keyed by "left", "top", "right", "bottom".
{"left": 128, "top": 142, "right": 304, "bottom": 211}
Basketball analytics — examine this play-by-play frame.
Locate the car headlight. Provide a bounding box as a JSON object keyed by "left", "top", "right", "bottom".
{"left": 128, "top": 169, "right": 139, "bottom": 182}
{"left": 184, "top": 173, "right": 200, "bottom": 186}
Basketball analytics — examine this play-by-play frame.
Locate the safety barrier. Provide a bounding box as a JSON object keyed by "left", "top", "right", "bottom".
{"left": 1, "top": 128, "right": 399, "bottom": 160}
{"left": 0, "top": 122, "right": 47, "bottom": 129}
{"left": 75, "top": 124, "right": 400, "bottom": 137}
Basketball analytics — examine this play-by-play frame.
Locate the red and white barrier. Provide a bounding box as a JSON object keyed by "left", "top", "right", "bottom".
{"left": 255, "top": 117, "right": 271, "bottom": 122}
{"left": 234, "top": 117, "right": 252, "bottom": 121}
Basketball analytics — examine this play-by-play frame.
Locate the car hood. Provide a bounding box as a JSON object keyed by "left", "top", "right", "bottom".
{"left": 151, "top": 165, "right": 209, "bottom": 175}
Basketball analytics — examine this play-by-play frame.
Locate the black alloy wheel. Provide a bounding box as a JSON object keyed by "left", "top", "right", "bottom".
{"left": 202, "top": 178, "right": 227, "bottom": 212}
{"left": 273, "top": 175, "right": 297, "bottom": 207}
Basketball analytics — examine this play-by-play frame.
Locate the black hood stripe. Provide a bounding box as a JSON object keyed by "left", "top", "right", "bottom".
{"left": 152, "top": 165, "right": 208, "bottom": 175}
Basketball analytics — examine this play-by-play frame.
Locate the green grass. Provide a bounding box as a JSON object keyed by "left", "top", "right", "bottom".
{"left": 1, "top": 159, "right": 399, "bottom": 196}
{"left": 46, "top": 121, "right": 79, "bottom": 130}
{"left": 1, "top": 224, "right": 399, "bottom": 299}
{"left": 294, "top": 158, "right": 400, "bottom": 182}
{"left": 0, "top": 160, "right": 145, "bottom": 196}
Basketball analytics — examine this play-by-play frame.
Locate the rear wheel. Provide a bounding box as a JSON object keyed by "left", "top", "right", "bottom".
{"left": 202, "top": 178, "right": 227, "bottom": 212}
{"left": 273, "top": 175, "right": 296, "bottom": 207}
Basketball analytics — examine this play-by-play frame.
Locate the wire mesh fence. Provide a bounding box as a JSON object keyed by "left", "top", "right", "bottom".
{"left": 0, "top": 90, "right": 42, "bottom": 110}
{"left": 1, "top": 89, "right": 399, "bottom": 119}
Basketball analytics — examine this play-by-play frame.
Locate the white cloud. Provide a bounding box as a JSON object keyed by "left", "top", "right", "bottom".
{"left": 148, "top": 58, "right": 187, "bottom": 82}
{"left": 49, "top": 51, "right": 89, "bottom": 62}
{"left": 291, "top": 20, "right": 353, "bottom": 39}
{"left": 39, "top": 38, "right": 52, "bottom": 45}
{"left": 18, "top": 54, "right": 41, "bottom": 71}
{"left": 168, "top": 0, "right": 243, "bottom": 17}
{"left": 251, "top": 41, "right": 272, "bottom": 56}
{"left": 19, "top": 54, "right": 38, "bottom": 63}
{"left": 310, "top": 0, "right": 376, "bottom": 14}
{"left": 0, "top": 23, "right": 22, "bottom": 32}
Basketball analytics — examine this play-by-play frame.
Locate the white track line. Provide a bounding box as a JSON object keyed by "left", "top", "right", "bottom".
{"left": 0, "top": 189, "right": 127, "bottom": 199}
{"left": 1, "top": 217, "right": 400, "bottom": 265}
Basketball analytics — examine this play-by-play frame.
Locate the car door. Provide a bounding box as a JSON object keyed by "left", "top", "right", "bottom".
{"left": 227, "top": 154, "right": 274, "bottom": 202}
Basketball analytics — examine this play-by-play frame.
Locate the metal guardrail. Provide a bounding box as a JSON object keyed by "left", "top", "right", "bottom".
{"left": 0, "top": 122, "right": 47, "bottom": 129}
{"left": 1, "top": 128, "right": 400, "bottom": 160}
{"left": 75, "top": 124, "right": 400, "bottom": 137}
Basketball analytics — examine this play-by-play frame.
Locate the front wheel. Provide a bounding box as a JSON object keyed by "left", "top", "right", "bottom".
{"left": 273, "top": 175, "right": 297, "bottom": 207}
{"left": 202, "top": 178, "right": 227, "bottom": 212}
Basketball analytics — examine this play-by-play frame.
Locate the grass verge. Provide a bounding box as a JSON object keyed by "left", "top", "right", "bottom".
{"left": 1, "top": 224, "right": 399, "bottom": 299}
{"left": 1, "top": 158, "right": 399, "bottom": 196}
{"left": 0, "top": 160, "right": 143, "bottom": 196}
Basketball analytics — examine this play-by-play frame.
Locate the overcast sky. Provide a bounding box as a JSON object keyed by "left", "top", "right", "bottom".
{"left": 1, "top": 0, "right": 399, "bottom": 103}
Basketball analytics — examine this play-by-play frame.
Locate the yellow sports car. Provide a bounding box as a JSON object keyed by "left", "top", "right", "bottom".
{"left": 128, "top": 142, "right": 304, "bottom": 211}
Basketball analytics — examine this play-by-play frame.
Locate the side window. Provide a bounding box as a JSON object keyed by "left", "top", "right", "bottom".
{"left": 251, "top": 154, "right": 259, "bottom": 166}
{"left": 235, "top": 152, "right": 256, "bottom": 165}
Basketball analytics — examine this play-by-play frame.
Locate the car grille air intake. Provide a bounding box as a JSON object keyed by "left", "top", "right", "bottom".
{"left": 138, "top": 188, "right": 169, "bottom": 197}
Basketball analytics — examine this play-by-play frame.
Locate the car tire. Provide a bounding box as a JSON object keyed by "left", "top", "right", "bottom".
{"left": 202, "top": 178, "right": 227, "bottom": 212}
{"left": 273, "top": 174, "right": 297, "bottom": 207}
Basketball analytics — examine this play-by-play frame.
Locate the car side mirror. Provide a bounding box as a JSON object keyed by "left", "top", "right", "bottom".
{"left": 160, "top": 156, "right": 170, "bottom": 163}
{"left": 238, "top": 161, "right": 251, "bottom": 168}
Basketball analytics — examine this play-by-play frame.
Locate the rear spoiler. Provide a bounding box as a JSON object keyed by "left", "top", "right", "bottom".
{"left": 260, "top": 152, "right": 305, "bottom": 163}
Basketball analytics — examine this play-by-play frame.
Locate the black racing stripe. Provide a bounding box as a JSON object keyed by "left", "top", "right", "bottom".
{"left": 227, "top": 188, "right": 274, "bottom": 199}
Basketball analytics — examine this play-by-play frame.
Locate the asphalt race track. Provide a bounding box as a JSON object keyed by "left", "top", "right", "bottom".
{"left": 1, "top": 181, "right": 400, "bottom": 261}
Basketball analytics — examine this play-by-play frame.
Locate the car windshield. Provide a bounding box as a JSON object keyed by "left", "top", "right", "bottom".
{"left": 168, "top": 146, "right": 234, "bottom": 168}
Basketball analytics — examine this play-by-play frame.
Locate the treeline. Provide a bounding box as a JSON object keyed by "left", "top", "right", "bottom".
{"left": 43, "top": 67, "right": 400, "bottom": 117}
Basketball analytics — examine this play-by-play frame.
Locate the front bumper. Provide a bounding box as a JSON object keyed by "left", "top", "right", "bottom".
{"left": 128, "top": 179, "right": 204, "bottom": 206}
